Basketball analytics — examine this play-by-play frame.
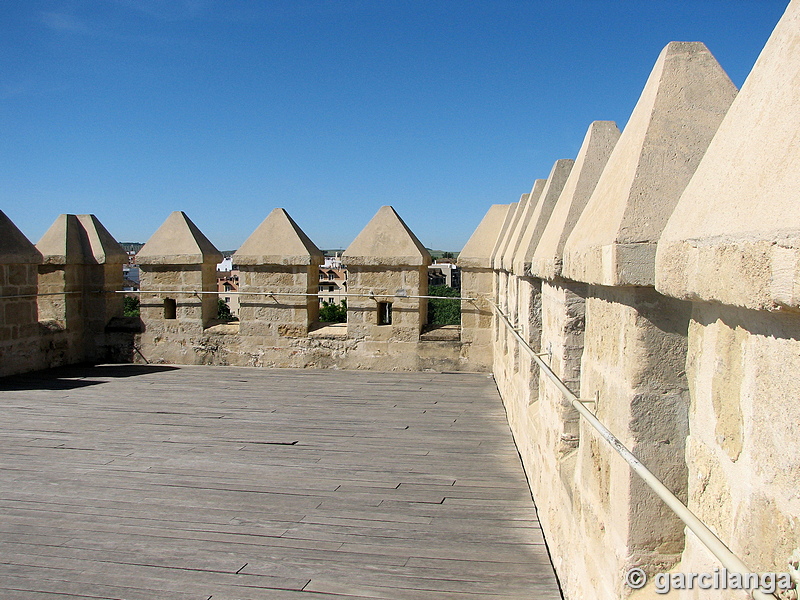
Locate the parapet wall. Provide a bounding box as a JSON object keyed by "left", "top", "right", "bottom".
{"left": 2, "top": 5, "right": 799, "bottom": 600}
{"left": 0, "top": 206, "right": 479, "bottom": 376}
{"left": 0, "top": 212, "right": 129, "bottom": 377}
{"left": 130, "top": 206, "right": 472, "bottom": 372}
{"left": 465, "top": 7, "right": 800, "bottom": 598}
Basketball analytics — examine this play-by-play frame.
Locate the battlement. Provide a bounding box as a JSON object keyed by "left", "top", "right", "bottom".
{"left": 466, "top": 11, "right": 800, "bottom": 598}
{"left": 2, "top": 4, "right": 800, "bottom": 599}
{"left": 0, "top": 204, "right": 477, "bottom": 375}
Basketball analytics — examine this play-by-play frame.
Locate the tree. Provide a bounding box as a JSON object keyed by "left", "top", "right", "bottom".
{"left": 427, "top": 285, "right": 460, "bottom": 325}
{"left": 123, "top": 296, "right": 140, "bottom": 317}
{"left": 217, "top": 299, "right": 237, "bottom": 321}
{"left": 319, "top": 299, "right": 347, "bottom": 323}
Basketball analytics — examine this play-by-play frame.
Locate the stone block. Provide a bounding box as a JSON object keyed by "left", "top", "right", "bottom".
{"left": 458, "top": 204, "right": 515, "bottom": 269}
{"left": 563, "top": 42, "right": 737, "bottom": 286}
{"left": 512, "top": 159, "right": 574, "bottom": 276}
{"left": 656, "top": 2, "right": 800, "bottom": 312}
{"left": 7, "top": 264, "right": 36, "bottom": 289}
{"left": 530, "top": 121, "right": 620, "bottom": 280}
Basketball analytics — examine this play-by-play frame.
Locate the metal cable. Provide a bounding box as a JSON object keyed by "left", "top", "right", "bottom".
{"left": 490, "top": 300, "right": 777, "bottom": 600}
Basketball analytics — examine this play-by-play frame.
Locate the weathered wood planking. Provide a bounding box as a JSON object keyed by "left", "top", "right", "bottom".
{"left": 0, "top": 364, "right": 562, "bottom": 600}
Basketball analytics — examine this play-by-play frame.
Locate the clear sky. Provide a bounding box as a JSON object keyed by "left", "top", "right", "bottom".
{"left": 0, "top": 1, "right": 790, "bottom": 252}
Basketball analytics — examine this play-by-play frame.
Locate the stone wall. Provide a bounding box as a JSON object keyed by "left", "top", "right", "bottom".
{"left": 0, "top": 211, "right": 127, "bottom": 377}
{"left": 0, "top": 205, "right": 476, "bottom": 375}
{"left": 130, "top": 206, "right": 472, "bottom": 372}
{"left": 653, "top": 4, "right": 800, "bottom": 595}
{"left": 462, "top": 6, "right": 800, "bottom": 598}
{"left": 2, "top": 4, "right": 800, "bottom": 599}
{"left": 0, "top": 212, "right": 45, "bottom": 377}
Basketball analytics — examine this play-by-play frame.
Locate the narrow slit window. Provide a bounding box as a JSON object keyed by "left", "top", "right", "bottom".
{"left": 378, "top": 301, "right": 392, "bottom": 325}
{"left": 164, "top": 298, "right": 177, "bottom": 320}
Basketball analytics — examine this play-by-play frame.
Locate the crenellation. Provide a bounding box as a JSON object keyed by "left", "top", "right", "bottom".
{"left": 343, "top": 206, "right": 431, "bottom": 343}
{"left": 494, "top": 159, "right": 575, "bottom": 439}
{"left": 458, "top": 205, "right": 510, "bottom": 370}
{"left": 500, "top": 181, "right": 545, "bottom": 272}
{"left": 234, "top": 208, "right": 322, "bottom": 338}
{"left": 562, "top": 42, "right": 737, "bottom": 288}
{"left": 512, "top": 159, "right": 574, "bottom": 277}
{"left": 138, "top": 212, "right": 223, "bottom": 340}
{"left": 648, "top": 4, "right": 800, "bottom": 597}
{"left": 125, "top": 205, "right": 467, "bottom": 370}
{"left": 36, "top": 213, "right": 128, "bottom": 364}
{"left": 490, "top": 194, "right": 527, "bottom": 272}
{"left": 1, "top": 211, "right": 128, "bottom": 375}
{"left": 531, "top": 121, "right": 620, "bottom": 281}
{"left": 2, "top": 8, "right": 800, "bottom": 600}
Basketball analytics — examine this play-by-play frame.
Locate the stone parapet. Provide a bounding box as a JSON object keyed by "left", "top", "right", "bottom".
{"left": 651, "top": 4, "right": 800, "bottom": 596}
{"left": 462, "top": 29, "right": 799, "bottom": 600}
{"left": 343, "top": 206, "right": 431, "bottom": 342}
{"left": 530, "top": 121, "right": 620, "bottom": 280}
{"left": 233, "top": 208, "right": 322, "bottom": 337}
{"left": 458, "top": 267, "right": 493, "bottom": 371}
{"left": 512, "top": 159, "right": 574, "bottom": 277}
{"left": 563, "top": 42, "right": 737, "bottom": 287}
{"left": 129, "top": 205, "right": 471, "bottom": 371}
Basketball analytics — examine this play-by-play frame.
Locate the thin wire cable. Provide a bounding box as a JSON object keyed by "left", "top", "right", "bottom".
{"left": 490, "top": 300, "right": 778, "bottom": 600}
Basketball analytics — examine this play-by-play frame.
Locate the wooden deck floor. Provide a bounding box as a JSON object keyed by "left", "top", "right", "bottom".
{"left": 0, "top": 364, "right": 562, "bottom": 600}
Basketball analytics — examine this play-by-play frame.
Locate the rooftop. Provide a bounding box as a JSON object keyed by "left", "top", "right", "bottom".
{"left": 0, "top": 365, "right": 561, "bottom": 600}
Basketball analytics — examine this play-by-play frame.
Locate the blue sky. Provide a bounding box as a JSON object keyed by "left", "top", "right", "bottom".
{"left": 0, "top": 1, "right": 789, "bottom": 252}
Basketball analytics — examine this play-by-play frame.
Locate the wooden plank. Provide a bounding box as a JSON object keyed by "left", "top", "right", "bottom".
{"left": 0, "top": 364, "right": 562, "bottom": 599}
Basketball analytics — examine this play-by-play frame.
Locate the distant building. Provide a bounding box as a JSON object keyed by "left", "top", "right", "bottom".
{"left": 122, "top": 265, "right": 140, "bottom": 291}
{"left": 428, "top": 261, "right": 460, "bottom": 289}
{"left": 119, "top": 242, "right": 145, "bottom": 254}
{"left": 217, "top": 270, "right": 240, "bottom": 317}
{"left": 121, "top": 244, "right": 144, "bottom": 290}
{"left": 323, "top": 253, "right": 345, "bottom": 269}
{"left": 217, "top": 256, "right": 235, "bottom": 271}
{"left": 318, "top": 266, "right": 347, "bottom": 304}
